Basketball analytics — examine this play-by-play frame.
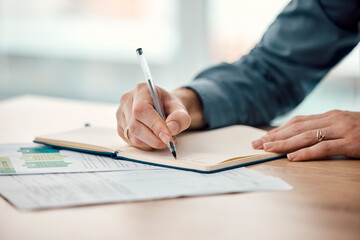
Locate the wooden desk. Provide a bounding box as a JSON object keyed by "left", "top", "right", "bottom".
{"left": 0, "top": 95, "right": 359, "bottom": 240}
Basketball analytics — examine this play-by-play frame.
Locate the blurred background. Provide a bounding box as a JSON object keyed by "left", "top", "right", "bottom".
{"left": 0, "top": 0, "right": 359, "bottom": 125}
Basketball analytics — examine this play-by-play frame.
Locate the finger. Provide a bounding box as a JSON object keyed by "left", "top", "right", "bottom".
{"left": 252, "top": 116, "right": 332, "bottom": 149}
{"left": 116, "top": 110, "right": 138, "bottom": 145}
{"left": 128, "top": 118, "right": 167, "bottom": 149}
{"left": 165, "top": 109, "right": 191, "bottom": 136}
{"left": 263, "top": 118, "right": 333, "bottom": 143}
{"left": 117, "top": 91, "right": 133, "bottom": 139}
{"left": 128, "top": 133, "right": 157, "bottom": 151}
{"left": 263, "top": 127, "right": 336, "bottom": 153}
{"left": 118, "top": 107, "right": 162, "bottom": 150}
{"left": 119, "top": 91, "right": 134, "bottom": 123}
{"left": 117, "top": 111, "right": 129, "bottom": 142}
{"left": 172, "top": 136, "right": 178, "bottom": 145}
{"left": 287, "top": 139, "right": 346, "bottom": 161}
{"left": 131, "top": 86, "right": 173, "bottom": 144}
{"left": 118, "top": 125, "right": 154, "bottom": 151}
{"left": 122, "top": 96, "right": 134, "bottom": 125}
{"left": 268, "top": 112, "right": 330, "bottom": 135}
{"left": 132, "top": 102, "right": 172, "bottom": 144}
{"left": 161, "top": 90, "right": 191, "bottom": 136}
{"left": 268, "top": 110, "right": 344, "bottom": 135}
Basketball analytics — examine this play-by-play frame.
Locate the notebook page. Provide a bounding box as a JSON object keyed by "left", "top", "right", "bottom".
{"left": 35, "top": 127, "right": 127, "bottom": 153}
{"left": 120, "top": 125, "right": 269, "bottom": 166}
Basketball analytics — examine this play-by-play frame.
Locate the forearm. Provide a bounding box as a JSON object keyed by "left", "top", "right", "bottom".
{"left": 183, "top": 0, "right": 360, "bottom": 129}
{"left": 172, "top": 88, "right": 207, "bottom": 130}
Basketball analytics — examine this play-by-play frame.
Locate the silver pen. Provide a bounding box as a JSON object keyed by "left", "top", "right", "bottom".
{"left": 136, "top": 48, "right": 177, "bottom": 159}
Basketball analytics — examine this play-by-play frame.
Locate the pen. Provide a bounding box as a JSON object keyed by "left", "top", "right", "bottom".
{"left": 136, "top": 48, "right": 177, "bottom": 159}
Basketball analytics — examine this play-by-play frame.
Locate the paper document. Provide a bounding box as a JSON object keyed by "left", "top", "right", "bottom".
{"left": 0, "top": 143, "right": 159, "bottom": 175}
{"left": 0, "top": 168, "right": 292, "bottom": 210}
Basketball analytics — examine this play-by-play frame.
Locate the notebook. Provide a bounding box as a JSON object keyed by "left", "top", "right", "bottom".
{"left": 34, "top": 125, "right": 283, "bottom": 173}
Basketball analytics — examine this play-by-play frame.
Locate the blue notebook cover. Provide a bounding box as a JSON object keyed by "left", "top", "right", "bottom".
{"left": 33, "top": 141, "right": 283, "bottom": 174}
{"left": 34, "top": 126, "right": 284, "bottom": 173}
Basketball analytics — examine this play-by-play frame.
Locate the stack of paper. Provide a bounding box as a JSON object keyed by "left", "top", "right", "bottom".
{"left": 0, "top": 143, "right": 159, "bottom": 175}
{"left": 0, "top": 143, "right": 292, "bottom": 210}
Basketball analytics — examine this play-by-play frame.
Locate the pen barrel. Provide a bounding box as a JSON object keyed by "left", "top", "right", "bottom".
{"left": 136, "top": 48, "right": 177, "bottom": 159}
{"left": 137, "top": 52, "right": 152, "bottom": 82}
{"left": 136, "top": 49, "right": 166, "bottom": 120}
{"left": 147, "top": 79, "right": 166, "bottom": 120}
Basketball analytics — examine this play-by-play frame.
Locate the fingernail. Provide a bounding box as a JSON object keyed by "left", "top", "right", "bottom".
{"left": 159, "top": 131, "right": 171, "bottom": 144}
{"left": 287, "top": 152, "right": 297, "bottom": 161}
{"left": 167, "top": 121, "right": 179, "bottom": 135}
{"left": 264, "top": 142, "right": 274, "bottom": 151}
{"left": 252, "top": 138, "right": 264, "bottom": 149}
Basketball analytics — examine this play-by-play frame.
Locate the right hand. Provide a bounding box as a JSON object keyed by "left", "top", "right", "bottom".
{"left": 116, "top": 83, "right": 192, "bottom": 150}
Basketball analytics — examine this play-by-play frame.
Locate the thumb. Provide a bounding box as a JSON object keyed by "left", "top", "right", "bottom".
{"left": 165, "top": 109, "right": 191, "bottom": 136}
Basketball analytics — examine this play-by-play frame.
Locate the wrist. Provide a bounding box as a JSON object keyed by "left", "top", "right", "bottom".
{"left": 173, "top": 88, "right": 206, "bottom": 129}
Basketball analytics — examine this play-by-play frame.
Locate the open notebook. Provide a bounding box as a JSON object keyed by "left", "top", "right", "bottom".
{"left": 34, "top": 126, "right": 282, "bottom": 173}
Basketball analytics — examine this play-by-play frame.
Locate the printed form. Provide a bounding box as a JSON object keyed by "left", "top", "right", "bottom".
{"left": 0, "top": 167, "right": 292, "bottom": 210}
{"left": 0, "top": 143, "right": 159, "bottom": 175}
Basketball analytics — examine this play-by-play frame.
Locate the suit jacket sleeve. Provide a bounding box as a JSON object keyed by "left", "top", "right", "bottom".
{"left": 184, "top": 0, "right": 360, "bottom": 128}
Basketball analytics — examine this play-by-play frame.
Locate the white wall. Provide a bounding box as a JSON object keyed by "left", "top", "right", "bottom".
{"left": 0, "top": 0, "right": 358, "bottom": 123}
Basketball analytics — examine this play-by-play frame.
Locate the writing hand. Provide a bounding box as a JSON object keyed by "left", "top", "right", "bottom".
{"left": 252, "top": 110, "right": 360, "bottom": 161}
{"left": 117, "top": 84, "right": 205, "bottom": 150}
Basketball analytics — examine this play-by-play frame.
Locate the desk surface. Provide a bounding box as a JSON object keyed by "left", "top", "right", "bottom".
{"left": 0, "top": 95, "right": 359, "bottom": 240}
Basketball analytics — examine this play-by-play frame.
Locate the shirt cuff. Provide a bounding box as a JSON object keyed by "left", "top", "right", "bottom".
{"left": 183, "top": 78, "right": 239, "bottom": 129}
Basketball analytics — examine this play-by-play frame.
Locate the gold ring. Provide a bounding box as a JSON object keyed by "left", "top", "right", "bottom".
{"left": 124, "top": 127, "right": 130, "bottom": 141}
{"left": 316, "top": 129, "right": 325, "bottom": 142}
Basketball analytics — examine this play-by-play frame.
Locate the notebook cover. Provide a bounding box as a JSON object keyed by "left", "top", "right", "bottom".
{"left": 34, "top": 141, "right": 284, "bottom": 173}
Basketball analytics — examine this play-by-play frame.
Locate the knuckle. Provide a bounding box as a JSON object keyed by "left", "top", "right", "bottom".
{"left": 138, "top": 145, "right": 153, "bottom": 151}
{"left": 329, "top": 109, "right": 342, "bottom": 117}
{"left": 275, "top": 140, "right": 285, "bottom": 149}
{"left": 128, "top": 120, "right": 138, "bottom": 135}
{"left": 120, "top": 92, "right": 130, "bottom": 104}
{"left": 339, "top": 122, "right": 351, "bottom": 133}
{"left": 336, "top": 119, "right": 353, "bottom": 134}
{"left": 267, "top": 134, "right": 277, "bottom": 141}
{"left": 132, "top": 104, "right": 147, "bottom": 119}
{"left": 267, "top": 128, "right": 276, "bottom": 134}
{"left": 135, "top": 82, "right": 147, "bottom": 91}
{"left": 132, "top": 137, "right": 143, "bottom": 146}
{"left": 291, "top": 123, "right": 303, "bottom": 134}
{"left": 184, "top": 114, "right": 192, "bottom": 129}
{"left": 278, "top": 139, "right": 293, "bottom": 150}
{"left": 151, "top": 120, "right": 165, "bottom": 135}
{"left": 331, "top": 109, "right": 341, "bottom": 114}
{"left": 281, "top": 140, "right": 291, "bottom": 149}
{"left": 262, "top": 134, "right": 273, "bottom": 142}
{"left": 304, "top": 130, "right": 314, "bottom": 140}
{"left": 319, "top": 141, "right": 330, "bottom": 153}
{"left": 342, "top": 116, "right": 355, "bottom": 129}
{"left": 347, "top": 121, "right": 356, "bottom": 130}
{"left": 346, "top": 134, "right": 358, "bottom": 145}
{"left": 346, "top": 143, "right": 360, "bottom": 158}
{"left": 116, "top": 107, "right": 122, "bottom": 120}
{"left": 291, "top": 116, "right": 302, "bottom": 123}
{"left": 153, "top": 141, "right": 165, "bottom": 149}
{"left": 337, "top": 120, "right": 346, "bottom": 128}
{"left": 289, "top": 117, "right": 296, "bottom": 124}
{"left": 117, "top": 125, "right": 123, "bottom": 137}
{"left": 338, "top": 111, "right": 346, "bottom": 118}
{"left": 296, "top": 149, "right": 307, "bottom": 159}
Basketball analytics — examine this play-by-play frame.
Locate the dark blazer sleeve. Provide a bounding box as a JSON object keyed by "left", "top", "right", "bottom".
{"left": 184, "top": 0, "right": 360, "bottom": 129}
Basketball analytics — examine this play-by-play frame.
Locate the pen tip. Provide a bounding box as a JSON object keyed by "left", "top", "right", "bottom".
{"left": 172, "top": 151, "right": 177, "bottom": 159}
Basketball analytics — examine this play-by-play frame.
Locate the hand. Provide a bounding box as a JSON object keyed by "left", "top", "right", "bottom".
{"left": 252, "top": 110, "right": 360, "bottom": 161}
{"left": 116, "top": 83, "right": 205, "bottom": 150}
